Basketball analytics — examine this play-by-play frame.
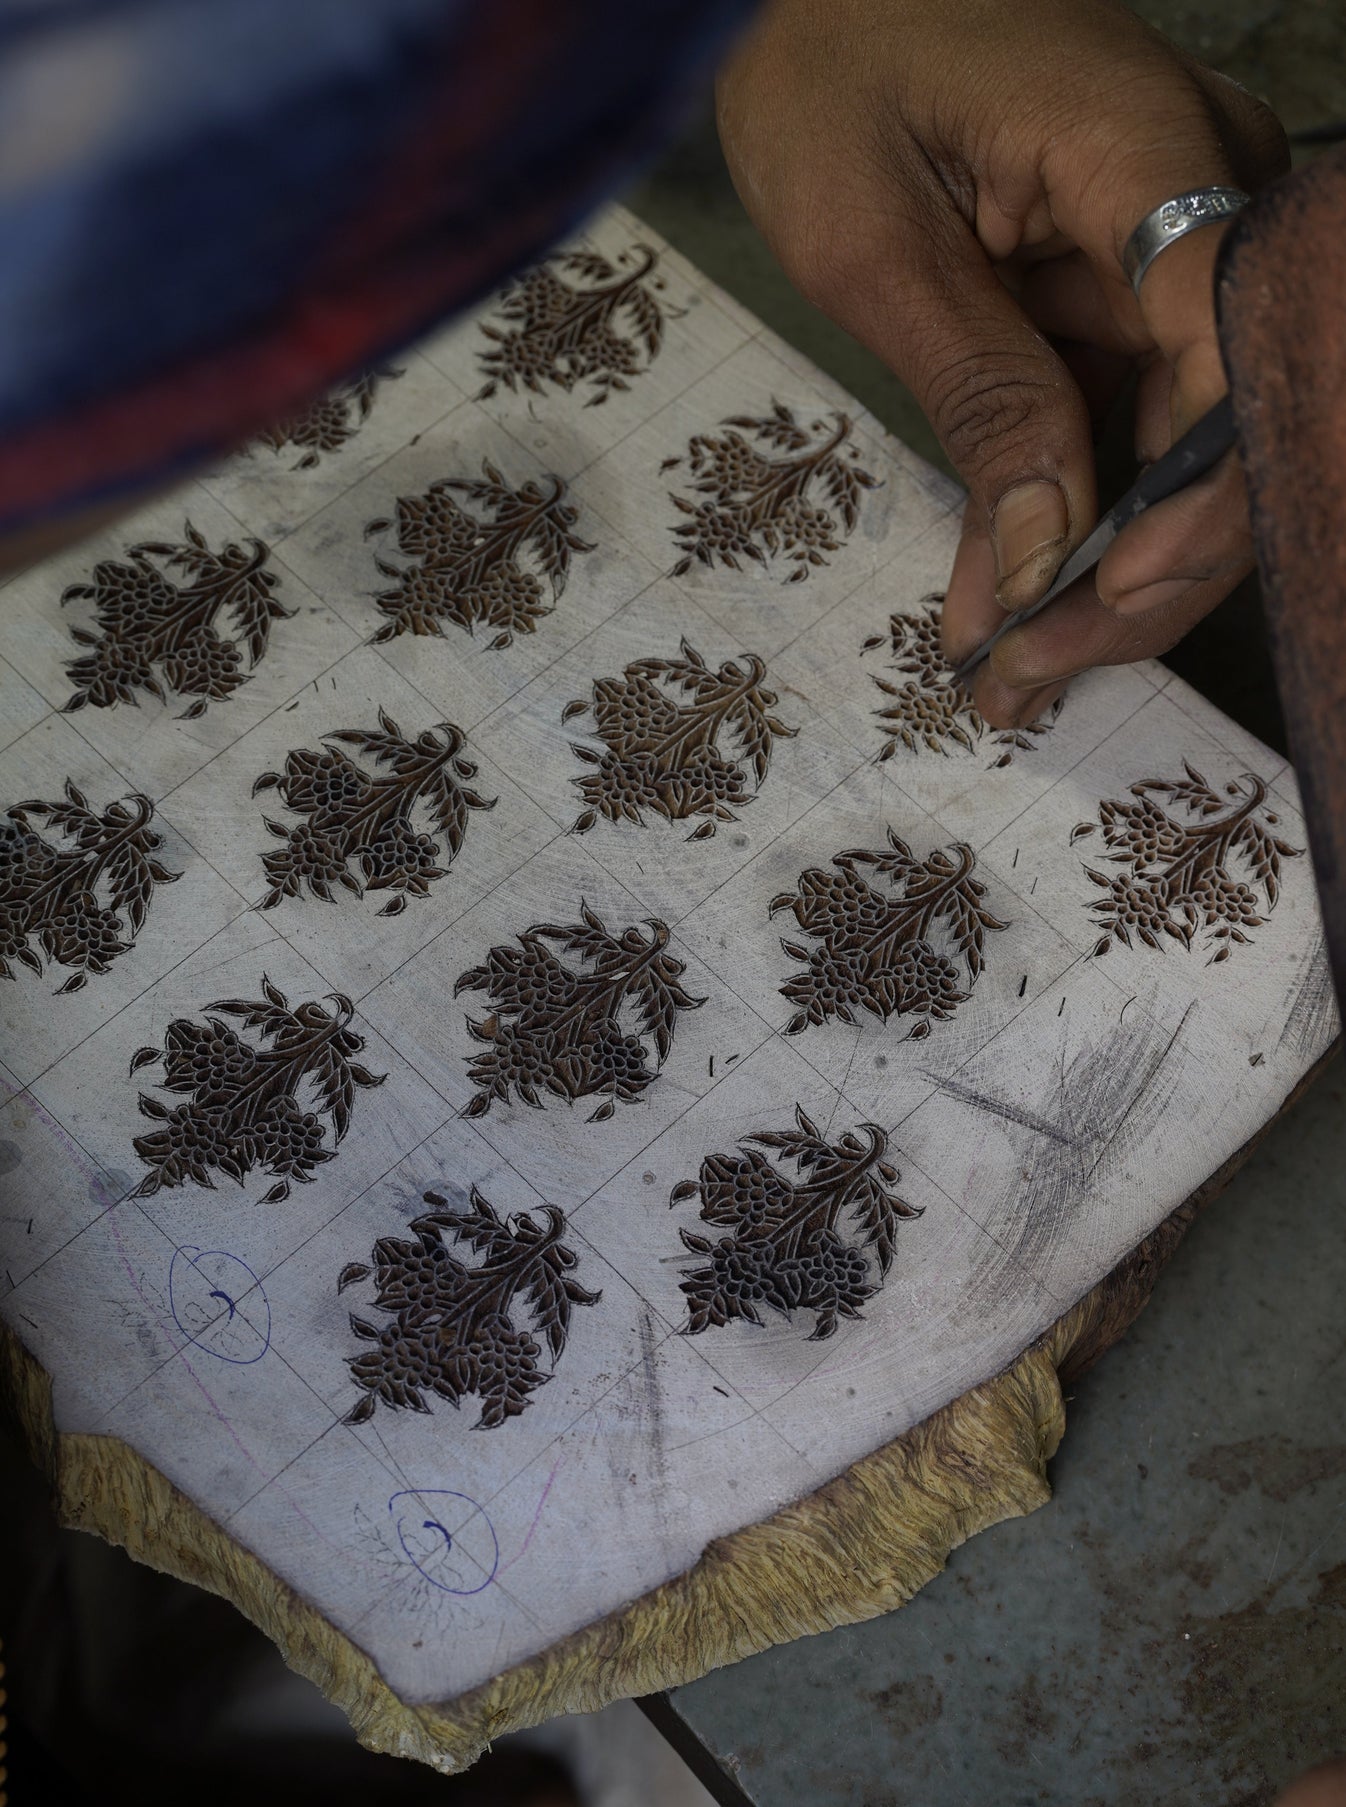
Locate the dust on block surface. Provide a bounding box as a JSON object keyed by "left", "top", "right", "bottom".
{"left": 0, "top": 206, "right": 1336, "bottom": 1714}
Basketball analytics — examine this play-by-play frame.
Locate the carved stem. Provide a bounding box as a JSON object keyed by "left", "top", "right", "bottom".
{"left": 428, "top": 1219, "right": 562, "bottom": 1331}
{"left": 768, "top": 1124, "right": 888, "bottom": 1253}
{"left": 77, "top": 794, "right": 156, "bottom": 892}
{"left": 1157, "top": 774, "right": 1268, "bottom": 889}
{"left": 738, "top": 414, "right": 851, "bottom": 515}
{"left": 528, "top": 921, "right": 670, "bottom": 1050}
{"left": 18, "top": 798, "right": 155, "bottom": 913}
{"left": 154, "top": 541, "right": 272, "bottom": 656}
{"left": 144, "top": 588, "right": 225, "bottom": 657}
{"left": 644, "top": 657, "right": 768, "bottom": 770}
{"left": 852, "top": 844, "right": 976, "bottom": 960}
{"left": 217, "top": 1009, "right": 351, "bottom": 1127}
{"left": 543, "top": 244, "right": 658, "bottom": 357}
{"left": 315, "top": 733, "right": 459, "bottom": 848}
{"left": 425, "top": 478, "right": 565, "bottom": 596}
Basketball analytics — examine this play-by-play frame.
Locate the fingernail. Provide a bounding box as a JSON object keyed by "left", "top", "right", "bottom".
{"left": 1107, "top": 575, "right": 1200, "bottom": 616}
{"left": 992, "top": 481, "right": 1069, "bottom": 610}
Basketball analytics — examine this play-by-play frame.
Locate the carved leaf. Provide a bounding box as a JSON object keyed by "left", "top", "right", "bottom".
{"left": 338, "top": 1188, "right": 598, "bottom": 1427}
{"left": 129, "top": 988, "right": 384, "bottom": 1200}
{"left": 625, "top": 952, "right": 707, "bottom": 1065}
{"left": 1080, "top": 764, "right": 1298, "bottom": 961}
{"left": 673, "top": 1116, "right": 916, "bottom": 1341}
{"left": 0, "top": 789, "right": 175, "bottom": 987}
{"left": 775, "top": 840, "right": 1003, "bottom": 1038}
{"left": 864, "top": 595, "right": 1061, "bottom": 768}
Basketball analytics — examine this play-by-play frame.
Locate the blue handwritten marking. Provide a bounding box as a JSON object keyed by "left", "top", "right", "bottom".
{"left": 389, "top": 1490, "right": 499, "bottom": 1595}
{"left": 169, "top": 1247, "right": 270, "bottom": 1364}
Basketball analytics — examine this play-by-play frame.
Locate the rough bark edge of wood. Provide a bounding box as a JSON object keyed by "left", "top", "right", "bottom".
{"left": 1, "top": 1048, "right": 1335, "bottom": 1774}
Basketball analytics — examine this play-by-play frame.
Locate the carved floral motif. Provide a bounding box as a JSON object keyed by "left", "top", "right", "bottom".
{"left": 130, "top": 980, "right": 386, "bottom": 1202}
{"left": 253, "top": 711, "right": 494, "bottom": 915}
{"left": 1074, "top": 764, "right": 1301, "bottom": 962}
{"left": 62, "top": 523, "right": 291, "bottom": 719}
{"left": 672, "top": 1109, "right": 921, "bottom": 1341}
{"left": 475, "top": 244, "right": 674, "bottom": 407}
{"left": 663, "top": 402, "right": 878, "bottom": 582}
{"left": 771, "top": 834, "right": 1007, "bottom": 1039}
{"left": 564, "top": 638, "right": 796, "bottom": 839}
{"left": 339, "top": 1187, "right": 600, "bottom": 1427}
{"left": 0, "top": 785, "right": 179, "bottom": 992}
{"left": 863, "top": 596, "right": 1061, "bottom": 766}
{"left": 251, "top": 368, "right": 401, "bottom": 469}
{"left": 364, "top": 462, "right": 593, "bottom": 649}
{"left": 456, "top": 906, "right": 703, "bottom": 1122}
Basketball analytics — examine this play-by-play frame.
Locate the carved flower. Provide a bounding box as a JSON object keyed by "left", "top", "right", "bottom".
{"left": 252, "top": 1095, "right": 332, "bottom": 1179}
{"left": 774, "top": 1226, "right": 874, "bottom": 1316}
{"left": 1190, "top": 867, "right": 1263, "bottom": 928}
{"left": 83, "top": 634, "right": 155, "bottom": 706}
{"left": 160, "top": 627, "right": 244, "bottom": 698}
{"left": 1099, "top": 794, "right": 1187, "bottom": 865}
{"left": 40, "top": 889, "right": 123, "bottom": 967}
{"left": 279, "top": 748, "right": 368, "bottom": 817}
{"left": 161, "top": 1019, "right": 255, "bottom": 1097}
{"left": 0, "top": 906, "right": 29, "bottom": 961}
{"left": 134, "top": 1102, "right": 236, "bottom": 1188}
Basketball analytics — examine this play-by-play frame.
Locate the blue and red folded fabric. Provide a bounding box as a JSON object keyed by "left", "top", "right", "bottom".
{"left": 0, "top": 0, "right": 754, "bottom": 536}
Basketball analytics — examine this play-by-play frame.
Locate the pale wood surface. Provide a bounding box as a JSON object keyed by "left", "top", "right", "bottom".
{"left": 0, "top": 204, "right": 1336, "bottom": 1763}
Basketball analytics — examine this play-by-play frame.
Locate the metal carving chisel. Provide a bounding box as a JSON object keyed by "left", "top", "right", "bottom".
{"left": 953, "top": 393, "right": 1237, "bottom": 685}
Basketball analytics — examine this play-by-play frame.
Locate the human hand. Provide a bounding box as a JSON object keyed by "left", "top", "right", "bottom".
{"left": 1276, "top": 1760, "right": 1346, "bottom": 1807}
{"left": 715, "top": 0, "right": 1288, "bottom": 725}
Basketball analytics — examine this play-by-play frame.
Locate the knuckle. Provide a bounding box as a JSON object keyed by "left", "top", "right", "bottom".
{"left": 1106, "top": 121, "right": 1224, "bottom": 203}
{"left": 924, "top": 349, "right": 1064, "bottom": 470}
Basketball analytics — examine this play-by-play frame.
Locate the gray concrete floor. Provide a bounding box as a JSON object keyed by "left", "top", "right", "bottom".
{"left": 625, "top": 10, "right": 1346, "bottom": 1803}
{"left": 654, "top": 1070, "right": 1346, "bottom": 1806}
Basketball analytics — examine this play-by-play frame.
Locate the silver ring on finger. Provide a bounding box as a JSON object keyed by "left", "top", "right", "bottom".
{"left": 1122, "top": 187, "right": 1250, "bottom": 296}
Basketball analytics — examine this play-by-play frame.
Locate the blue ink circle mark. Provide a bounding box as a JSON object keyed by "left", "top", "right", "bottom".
{"left": 169, "top": 1246, "right": 270, "bottom": 1364}
{"left": 389, "top": 1490, "right": 499, "bottom": 1595}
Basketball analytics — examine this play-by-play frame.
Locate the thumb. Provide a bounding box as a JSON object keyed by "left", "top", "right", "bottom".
{"left": 820, "top": 195, "right": 1097, "bottom": 611}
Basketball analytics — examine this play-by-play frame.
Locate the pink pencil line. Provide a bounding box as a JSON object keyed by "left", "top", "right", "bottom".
{"left": 497, "top": 1457, "right": 562, "bottom": 1575}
